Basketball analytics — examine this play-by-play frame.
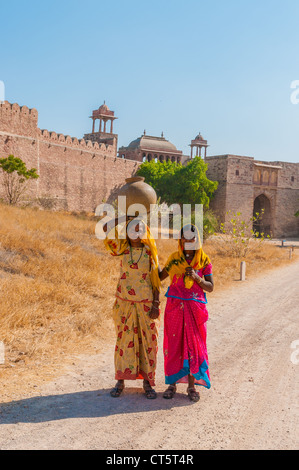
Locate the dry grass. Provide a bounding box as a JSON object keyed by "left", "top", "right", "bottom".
{"left": 203, "top": 236, "right": 298, "bottom": 287}
{"left": 0, "top": 202, "right": 297, "bottom": 402}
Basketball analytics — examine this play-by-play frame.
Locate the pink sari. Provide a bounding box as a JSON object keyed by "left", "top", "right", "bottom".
{"left": 163, "top": 263, "right": 212, "bottom": 388}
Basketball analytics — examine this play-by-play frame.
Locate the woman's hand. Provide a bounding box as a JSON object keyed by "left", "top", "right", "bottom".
{"left": 185, "top": 267, "right": 200, "bottom": 282}
{"left": 150, "top": 289, "right": 160, "bottom": 319}
{"left": 185, "top": 267, "right": 214, "bottom": 292}
{"left": 149, "top": 303, "right": 160, "bottom": 319}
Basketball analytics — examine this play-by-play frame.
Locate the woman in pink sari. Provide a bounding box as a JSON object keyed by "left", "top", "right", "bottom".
{"left": 159, "top": 224, "right": 214, "bottom": 402}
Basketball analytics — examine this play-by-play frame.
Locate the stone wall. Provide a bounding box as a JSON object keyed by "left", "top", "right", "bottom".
{"left": 0, "top": 101, "right": 140, "bottom": 212}
{"left": 206, "top": 155, "right": 299, "bottom": 238}
{"left": 271, "top": 161, "right": 299, "bottom": 237}
{"left": 1, "top": 101, "right": 298, "bottom": 235}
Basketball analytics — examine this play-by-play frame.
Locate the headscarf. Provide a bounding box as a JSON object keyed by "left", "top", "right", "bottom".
{"left": 104, "top": 219, "right": 161, "bottom": 292}
{"left": 164, "top": 224, "right": 210, "bottom": 289}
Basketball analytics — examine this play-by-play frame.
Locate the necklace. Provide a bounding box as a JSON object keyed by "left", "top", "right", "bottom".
{"left": 129, "top": 245, "right": 144, "bottom": 265}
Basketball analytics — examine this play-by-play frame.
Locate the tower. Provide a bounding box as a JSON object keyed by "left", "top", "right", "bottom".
{"left": 84, "top": 102, "right": 118, "bottom": 150}
{"left": 190, "top": 133, "right": 209, "bottom": 159}
{"left": 91, "top": 102, "right": 117, "bottom": 135}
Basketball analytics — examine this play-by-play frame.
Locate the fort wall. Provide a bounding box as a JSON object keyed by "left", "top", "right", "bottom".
{"left": 0, "top": 101, "right": 298, "bottom": 237}
{"left": 206, "top": 155, "right": 299, "bottom": 238}
{"left": 0, "top": 101, "right": 140, "bottom": 212}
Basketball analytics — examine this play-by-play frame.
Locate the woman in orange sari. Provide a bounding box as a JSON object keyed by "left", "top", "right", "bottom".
{"left": 103, "top": 216, "right": 161, "bottom": 399}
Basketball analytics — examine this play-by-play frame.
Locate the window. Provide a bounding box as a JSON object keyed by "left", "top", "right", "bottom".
{"left": 262, "top": 170, "right": 269, "bottom": 184}
{"left": 253, "top": 169, "right": 261, "bottom": 184}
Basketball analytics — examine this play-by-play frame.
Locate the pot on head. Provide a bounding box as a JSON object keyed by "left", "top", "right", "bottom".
{"left": 118, "top": 176, "right": 157, "bottom": 217}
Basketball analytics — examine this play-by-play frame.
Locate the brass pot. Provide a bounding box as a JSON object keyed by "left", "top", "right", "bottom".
{"left": 118, "top": 176, "right": 157, "bottom": 216}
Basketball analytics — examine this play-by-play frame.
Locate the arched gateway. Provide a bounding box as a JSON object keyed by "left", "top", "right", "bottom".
{"left": 253, "top": 194, "right": 272, "bottom": 237}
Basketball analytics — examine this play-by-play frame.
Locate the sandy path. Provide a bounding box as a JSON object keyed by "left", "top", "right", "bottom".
{"left": 0, "top": 260, "right": 298, "bottom": 450}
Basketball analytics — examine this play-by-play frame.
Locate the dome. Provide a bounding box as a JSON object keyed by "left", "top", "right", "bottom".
{"left": 98, "top": 102, "right": 109, "bottom": 112}
{"left": 194, "top": 133, "right": 204, "bottom": 141}
{"left": 128, "top": 134, "right": 179, "bottom": 153}
{"left": 92, "top": 102, "right": 115, "bottom": 118}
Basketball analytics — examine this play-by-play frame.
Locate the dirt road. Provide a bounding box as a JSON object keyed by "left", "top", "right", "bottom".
{"left": 0, "top": 260, "right": 298, "bottom": 450}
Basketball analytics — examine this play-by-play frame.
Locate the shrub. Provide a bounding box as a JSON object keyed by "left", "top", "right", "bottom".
{"left": 216, "top": 209, "right": 271, "bottom": 258}
{"left": 0, "top": 154, "right": 39, "bottom": 205}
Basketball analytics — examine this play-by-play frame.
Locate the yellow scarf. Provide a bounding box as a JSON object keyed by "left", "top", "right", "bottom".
{"left": 165, "top": 225, "right": 210, "bottom": 289}
{"left": 104, "top": 221, "right": 161, "bottom": 292}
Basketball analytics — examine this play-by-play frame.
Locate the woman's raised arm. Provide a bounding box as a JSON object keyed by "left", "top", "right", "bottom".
{"left": 159, "top": 267, "right": 169, "bottom": 281}
{"left": 103, "top": 214, "right": 127, "bottom": 233}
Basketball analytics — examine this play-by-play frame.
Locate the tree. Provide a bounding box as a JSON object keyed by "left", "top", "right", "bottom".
{"left": 174, "top": 157, "right": 218, "bottom": 206}
{"left": 0, "top": 155, "right": 39, "bottom": 204}
{"left": 137, "top": 157, "right": 218, "bottom": 208}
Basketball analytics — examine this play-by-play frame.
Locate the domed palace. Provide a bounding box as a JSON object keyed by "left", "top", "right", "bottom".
{"left": 118, "top": 131, "right": 189, "bottom": 164}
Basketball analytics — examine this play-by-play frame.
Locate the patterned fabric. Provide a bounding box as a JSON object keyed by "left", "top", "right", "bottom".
{"left": 165, "top": 263, "right": 213, "bottom": 304}
{"left": 104, "top": 221, "right": 161, "bottom": 292}
{"left": 107, "top": 243, "right": 159, "bottom": 386}
{"left": 163, "top": 258, "right": 212, "bottom": 389}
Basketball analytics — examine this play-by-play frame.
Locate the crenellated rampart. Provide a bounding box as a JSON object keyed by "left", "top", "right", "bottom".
{"left": 0, "top": 101, "right": 140, "bottom": 212}
{"left": 37, "top": 128, "right": 116, "bottom": 155}
{"left": 0, "top": 101, "right": 38, "bottom": 138}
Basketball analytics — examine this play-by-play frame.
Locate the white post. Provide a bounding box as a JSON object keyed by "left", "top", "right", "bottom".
{"left": 240, "top": 261, "right": 246, "bottom": 281}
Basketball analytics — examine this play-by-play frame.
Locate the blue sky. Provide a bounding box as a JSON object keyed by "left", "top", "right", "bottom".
{"left": 1, "top": 0, "right": 299, "bottom": 162}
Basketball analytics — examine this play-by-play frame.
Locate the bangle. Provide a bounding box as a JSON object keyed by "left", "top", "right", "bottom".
{"left": 153, "top": 300, "right": 160, "bottom": 304}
